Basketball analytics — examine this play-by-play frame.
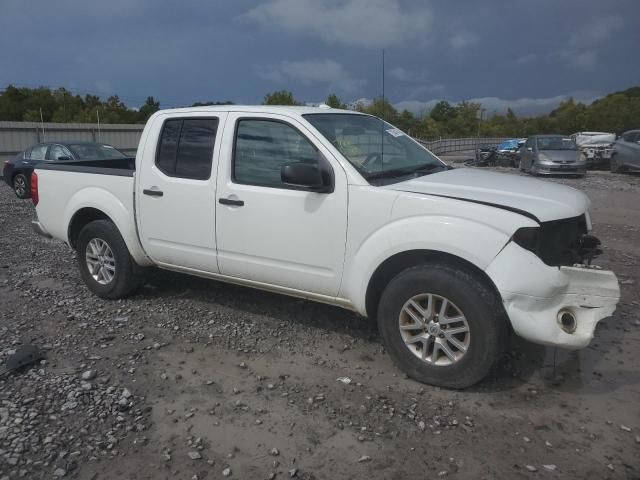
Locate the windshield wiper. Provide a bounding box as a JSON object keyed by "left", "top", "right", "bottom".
{"left": 365, "top": 163, "right": 446, "bottom": 180}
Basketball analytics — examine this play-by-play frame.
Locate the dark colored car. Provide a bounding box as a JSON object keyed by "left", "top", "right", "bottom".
{"left": 3, "top": 142, "right": 128, "bottom": 198}
{"left": 611, "top": 129, "right": 640, "bottom": 173}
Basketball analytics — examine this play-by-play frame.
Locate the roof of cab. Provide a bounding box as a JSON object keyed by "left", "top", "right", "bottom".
{"left": 153, "top": 105, "right": 364, "bottom": 117}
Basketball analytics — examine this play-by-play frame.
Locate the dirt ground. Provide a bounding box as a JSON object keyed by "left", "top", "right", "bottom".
{"left": 1, "top": 164, "right": 639, "bottom": 480}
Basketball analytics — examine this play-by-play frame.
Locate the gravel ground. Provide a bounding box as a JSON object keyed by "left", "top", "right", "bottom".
{"left": 1, "top": 167, "right": 639, "bottom": 480}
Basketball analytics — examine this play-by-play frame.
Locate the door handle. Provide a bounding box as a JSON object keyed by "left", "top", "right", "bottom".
{"left": 143, "top": 189, "right": 163, "bottom": 197}
{"left": 218, "top": 198, "right": 244, "bottom": 207}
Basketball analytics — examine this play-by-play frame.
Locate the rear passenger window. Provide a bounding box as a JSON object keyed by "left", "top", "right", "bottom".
{"left": 29, "top": 145, "right": 48, "bottom": 160}
{"left": 156, "top": 118, "right": 218, "bottom": 180}
{"left": 233, "top": 119, "right": 318, "bottom": 188}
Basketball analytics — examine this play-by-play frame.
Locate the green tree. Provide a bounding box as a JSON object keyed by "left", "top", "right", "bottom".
{"left": 429, "top": 101, "right": 457, "bottom": 123}
{"left": 138, "top": 96, "right": 160, "bottom": 121}
{"left": 325, "top": 93, "right": 346, "bottom": 109}
{"left": 262, "top": 90, "right": 301, "bottom": 106}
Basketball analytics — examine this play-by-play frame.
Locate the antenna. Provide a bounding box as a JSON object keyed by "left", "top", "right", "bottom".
{"left": 39, "top": 108, "right": 46, "bottom": 142}
{"left": 382, "top": 49, "right": 385, "bottom": 120}
{"left": 381, "top": 49, "right": 385, "bottom": 171}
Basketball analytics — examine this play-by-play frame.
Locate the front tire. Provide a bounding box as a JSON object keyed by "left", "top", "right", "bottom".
{"left": 76, "top": 220, "right": 143, "bottom": 299}
{"left": 13, "top": 173, "right": 30, "bottom": 199}
{"left": 377, "top": 263, "right": 506, "bottom": 389}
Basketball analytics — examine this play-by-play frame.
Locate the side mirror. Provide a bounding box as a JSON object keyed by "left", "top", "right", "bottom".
{"left": 527, "top": 147, "right": 533, "bottom": 152}
{"left": 57, "top": 156, "right": 71, "bottom": 161}
{"left": 281, "top": 162, "right": 327, "bottom": 192}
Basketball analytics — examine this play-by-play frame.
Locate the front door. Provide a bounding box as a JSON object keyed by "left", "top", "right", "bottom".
{"left": 137, "top": 112, "right": 227, "bottom": 272}
{"left": 215, "top": 113, "right": 348, "bottom": 297}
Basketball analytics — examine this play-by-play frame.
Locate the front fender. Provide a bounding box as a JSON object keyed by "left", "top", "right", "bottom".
{"left": 64, "top": 187, "right": 151, "bottom": 266}
{"left": 341, "top": 216, "right": 517, "bottom": 316}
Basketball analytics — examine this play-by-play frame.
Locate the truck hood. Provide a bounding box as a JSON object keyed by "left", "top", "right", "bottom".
{"left": 382, "top": 168, "right": 589, "bottom": 223}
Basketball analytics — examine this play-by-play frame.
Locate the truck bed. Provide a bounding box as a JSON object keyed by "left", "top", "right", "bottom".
{"left": 34, "top": 159, "right": 138, "bottom": 253}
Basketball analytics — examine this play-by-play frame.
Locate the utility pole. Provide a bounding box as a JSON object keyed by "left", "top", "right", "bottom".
{"left": 39, "top": 108, "right": 46, "bottom": 142}
{"left": 96, "top": 109, "right": 101, "bottom": 141}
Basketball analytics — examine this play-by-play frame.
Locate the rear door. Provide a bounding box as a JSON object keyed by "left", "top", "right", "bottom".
{"left": 214, "top": 113, "right": 348, "bottom": 296}
{"left": 137, "top": 112, "right": 227, "bottom": 272}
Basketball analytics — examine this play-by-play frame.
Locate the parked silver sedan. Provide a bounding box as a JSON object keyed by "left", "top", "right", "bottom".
{"left": 611, "top": 130, "right": 640, "bottom": 173}
{"left": 519, "top": 135, "right": 585, "bottom": 177}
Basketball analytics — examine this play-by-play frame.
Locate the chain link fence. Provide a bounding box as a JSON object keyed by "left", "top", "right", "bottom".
{"left": 416, "top": 137, "right": 511, "bottom": 155}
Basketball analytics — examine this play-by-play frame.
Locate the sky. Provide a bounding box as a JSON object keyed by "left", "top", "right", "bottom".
{"left": 1, "top": 0, "right": 639, "bottom": 116}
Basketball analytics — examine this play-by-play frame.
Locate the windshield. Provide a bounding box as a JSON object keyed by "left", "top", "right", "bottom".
{"left": 304, "top": 113, "right": 445, "bottom": 183}
{"left": 68, "top": 143, "right": 127, "bottom": 160}
{"left": 536, "top": 137, "right": 578, "bottom": 151}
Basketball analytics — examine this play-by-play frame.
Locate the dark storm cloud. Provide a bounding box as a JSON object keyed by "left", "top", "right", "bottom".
{"left": 1, "top": 0, "right": 638, "bottom": 115}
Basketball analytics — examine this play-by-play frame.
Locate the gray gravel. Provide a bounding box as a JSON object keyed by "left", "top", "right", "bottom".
{"left": 1, "top": 169, "right": 639, "bottom": 479}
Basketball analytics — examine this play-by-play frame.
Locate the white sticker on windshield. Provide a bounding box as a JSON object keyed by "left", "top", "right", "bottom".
{"left": 386, "top": 128, "right": 404, "bottom": 137}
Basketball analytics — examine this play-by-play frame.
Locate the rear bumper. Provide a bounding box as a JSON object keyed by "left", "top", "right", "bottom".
{"left": 486, "top": 242, "right": 620, "bottom": 349}
{"left": 32, "top": 219, "right": 52, "bottom": 239}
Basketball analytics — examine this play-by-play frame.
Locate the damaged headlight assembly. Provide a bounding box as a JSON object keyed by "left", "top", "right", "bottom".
{"left": 511, "top": 215, "right": 603, "bottom": 266}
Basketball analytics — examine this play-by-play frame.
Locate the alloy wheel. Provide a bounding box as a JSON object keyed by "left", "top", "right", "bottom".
{"left": 398, "top": 293, "right": 470, "bottom": 366}
{"left": 13, "top": 176, "right": 27, "bottom": 197}
{"left": 85, "top": 238, "right": 116, "bottom": 285}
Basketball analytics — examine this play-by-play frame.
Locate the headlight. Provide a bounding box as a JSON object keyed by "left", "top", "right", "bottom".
{"left": 512, "top": 227, "right": 539, "bottom": 253}
{"left": 538, "top": 153, "right": 550, "bottom": 162}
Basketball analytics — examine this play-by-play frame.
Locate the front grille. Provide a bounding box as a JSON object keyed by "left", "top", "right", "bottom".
{"left": 537, "top": 215, "right": 588, "bottom": 266}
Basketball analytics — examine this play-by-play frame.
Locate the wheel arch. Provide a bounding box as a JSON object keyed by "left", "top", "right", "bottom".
{"left": 68, "top": 207, "right": 114, "bottom": 249}
{"left": 364, "top": 249, "right": 504, "bottom": 321}
{"left": 62, "top": 190, "right": 152, "bottom": 267}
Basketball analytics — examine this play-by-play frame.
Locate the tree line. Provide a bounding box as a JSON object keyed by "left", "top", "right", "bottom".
{"left": 1, "top": 84, "right": 638, "bottom": 138}
{"left": 264, "top": 87, "right": 640, "bottom": 139}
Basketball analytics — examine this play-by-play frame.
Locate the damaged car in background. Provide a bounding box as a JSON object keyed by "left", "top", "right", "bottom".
{"left": 571, "top": 131, "right": 616, "bottom": 169}
{"left": 30, "top": 106, "right": 620, "bottom": 388}
{"left": 473, "top": 138, "right": 525, "bottom": 167}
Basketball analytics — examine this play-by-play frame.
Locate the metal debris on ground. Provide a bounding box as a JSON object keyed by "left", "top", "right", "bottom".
{"left": 0, "top": 344, "right": 45, "bottom": 376}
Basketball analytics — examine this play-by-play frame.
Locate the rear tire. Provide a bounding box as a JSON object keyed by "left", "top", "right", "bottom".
{"left": 13, "top": 173, "right": 30, "bottom": 199}
{"left": 76, "top": 220, "right": 143, "bottom": 299}
{"left": 377, "top": 263, "right": 507, "bottom": 389}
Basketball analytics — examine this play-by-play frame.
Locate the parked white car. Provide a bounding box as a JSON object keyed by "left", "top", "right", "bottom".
{"left": 30, "top": 106, "right": 620, "bottom": 388}
{"left": 570, "top": 131, "right": 616, "bottom": 168}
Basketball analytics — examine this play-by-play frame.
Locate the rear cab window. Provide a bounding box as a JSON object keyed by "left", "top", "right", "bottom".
{"left": 155, "top": 118, "right": 219, "bottom": 180}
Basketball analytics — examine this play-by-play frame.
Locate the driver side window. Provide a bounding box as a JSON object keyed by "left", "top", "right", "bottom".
{"left": 233, "top": 119, "right": 318, "bottom": 188}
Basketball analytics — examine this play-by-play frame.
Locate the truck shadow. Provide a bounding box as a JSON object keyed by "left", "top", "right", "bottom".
{"left": 139, "top": 267, "right": 379, "bottom": 342}
{"left": 139, "top": 268, "right": 632, "bottom": 394}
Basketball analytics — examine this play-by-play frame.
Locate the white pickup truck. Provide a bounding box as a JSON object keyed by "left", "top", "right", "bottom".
{"left": 31, "top": 106, "right": 620, "bottom": 388}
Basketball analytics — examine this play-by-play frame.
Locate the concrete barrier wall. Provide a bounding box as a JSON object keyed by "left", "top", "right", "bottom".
{"left": 0, "top": 121, "right": 144, "bottom": 161}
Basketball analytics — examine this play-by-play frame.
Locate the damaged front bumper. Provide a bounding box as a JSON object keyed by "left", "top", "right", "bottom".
{"left": 486, "top": 242, "right": 620, "bottom": 349}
